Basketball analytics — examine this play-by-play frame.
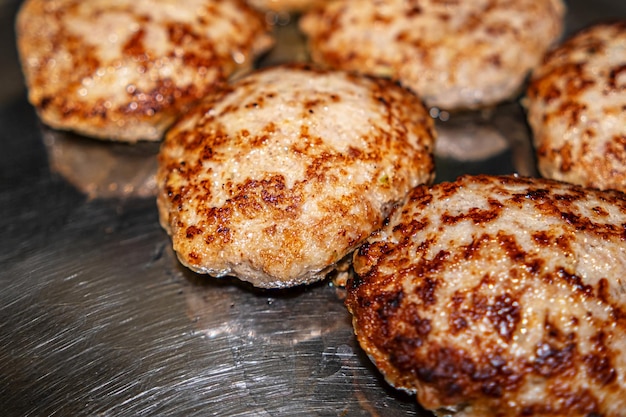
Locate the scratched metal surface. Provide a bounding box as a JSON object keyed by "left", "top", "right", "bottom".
{"left": 1, "top": 1, "right": 625, "bottom": 416}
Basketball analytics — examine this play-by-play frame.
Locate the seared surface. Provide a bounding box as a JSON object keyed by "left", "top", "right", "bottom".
{"left": 16, "top": 0, "right": 272, "bottom": 142}
{"left": 246, "top": 0, "right": 330, "bottom": 13}
{"left": 527, "top": 21, "right": 626, "bottom": 192}
{"left": 157, "top": 64, "right": 435, "bottom": 288}
{"left": 348, "top": 174, "right": 626, "bottom": 417}
{"left": 300, "top": 0, "right": 565, "bottom": 110}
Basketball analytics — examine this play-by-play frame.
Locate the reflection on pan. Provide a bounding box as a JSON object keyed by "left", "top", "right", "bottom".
{"left": 42, "top": 125, "right": 159, "bottom": 200}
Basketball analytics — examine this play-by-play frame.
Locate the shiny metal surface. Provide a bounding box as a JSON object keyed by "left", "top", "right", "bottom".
{"left": 1, "top": 1, "right": 625, "bottom": 416}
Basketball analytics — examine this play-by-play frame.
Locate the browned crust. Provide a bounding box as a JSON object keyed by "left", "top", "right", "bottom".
{"left": 347, "top": 174, "right": 626, "bottom": 417}
{"left": 16, "top": 0, "right": 272, "bottom": 141}
{"left": 300, "top": 0, "right": 565, "bottom": 110}
{"left": 157, "top": 64, "right": 436, "bottom": 287}
{"left": 527, "top": 20, "right": 626, "bottom": 192}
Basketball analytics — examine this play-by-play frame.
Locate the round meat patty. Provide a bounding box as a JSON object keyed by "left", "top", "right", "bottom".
{"left": 16, "top": 0, "right": 273, "bottom": 142}
{"left": 526, "top": 21, "right": 626, "bottom": 192}
{"left": 347, "top": 174, "right": 626, "bottom": 417}
{"left": 300, "top": 0, "right": 565, "bottom": 110}
{"left": 157, "top": 64, "right": 436, "bottom": 288}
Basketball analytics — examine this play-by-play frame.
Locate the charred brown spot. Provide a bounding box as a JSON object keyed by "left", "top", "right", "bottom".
{"left": 39, "top": 95, "right": 53, "bottom": 110}
{"left": 122, "top": 78, "right": 183, "bottom": 117}
{"left": 489, "top": 293, "right": 521, "bottom": 341}
{"left": 606, "top": 135, "right": 626, "bottom": 164}
{"left": 541, "top": 84, "right": 562, "bottom": 103}
{"left": 414, "top": 277, "right": 439, "bottom": 306}
{"left": 584, "top": 331, "right": 617, "bottom": 386}
{"left": 408, "top": 250, "right": 449, "bottom": 281}
{"left": 526, "top": 257, "right": 546, "bottom": 275}
{"left": 497, "top": 232, "right": 526, "bottom": 263}
{"left": 372, "top": 290, "right": 405, "bottom": 324}
{"left": 405, "top": 1, "right": 422, "bottom": 16}
{"left": 461, "top": 235, "right": 484, "bottom": 260}
{"left": 556, "top": 268, "right": 594, "bottom": 298}
{"left": 352, "top": 241, "right": 393, "bottom": 278}
{"left": 554, "top": 233, "right": 573, "bottom": 253}
{"left": 563, "top": 101, "right": 588, "bottom": 129}
{"left": 524, "top": 188, "right": 551, "bottom": 202}
{"left": 450, "top": 315, "right": 468, "bottom": 333}
{"left": 406, "top": 184, "right": 433, "bottom": 205}
{"left": 123, "top": 28, "right": 147, "bottom": 58}
{"left": 392, "top": 218, "right": 430, "bottom": 240}
{"left": 436, "top": 180, "right": 462, "bottom": 199}
{"left": 371, "top": 11, "right": 393, "bottom": 25}
{"left": 346, "top": 146, "right": 362, "bottom": 159}
{"left": 584, "top": 352, "right": 617, "bottom": 387}
{"left": 533, "top": 342, "right": 576, "bottom": 377}
{"left": 413, "top": 344, "right": 521, "bottom": 401}
{"left": 592, "top": 206, "right": 609, "bottom": 217}
{"left": 532, "top": 230, "right": 552, "bottom": 246}
{"left": 441, "top": 205, "right": 502, "bottom": 225}
{"left": 388, "top": 335, "right": 424, "bottom": 370}
{"left": 484, "top": 53, "right": 502, "bottom": 68}
{"left": 449, "top": 293, "right": 468, "bottom": 334}
{"left": 185, "top": 225, "right": 202, "bottom": 238}
{"left": 521, "top": 387, "right": 601, "bottom": 416}
{"left": 607, "top": 64, "right": 626, "bottom": 91}
{"left": 597, "top": 278, "right": 611, "bottom": 304}
{"left": 558, "top": 142, "right": 574, "bottom": 172}
{"left": 216, "top": 225, "right": 231, "bottom": 243}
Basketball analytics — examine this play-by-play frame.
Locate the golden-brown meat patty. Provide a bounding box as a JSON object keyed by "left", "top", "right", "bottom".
{"left": 347, "top": 174, "right": 626, "bottom": 417}
{"left": 157, "top": 64, "right": 436, "bottom": 288}
{"left": 526, "top": 20, "right": 626, "bottom": 192}
{"left": 16, "top": 0, "right": 272, "bottom": 142}
{"left": 300, "top": 0, "right": 565, "bottom": 110}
